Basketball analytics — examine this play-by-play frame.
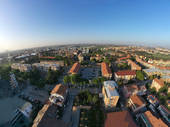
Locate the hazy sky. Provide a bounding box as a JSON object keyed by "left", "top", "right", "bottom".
{"left": 0, "top": 0, "right": 170, "bottom": 52}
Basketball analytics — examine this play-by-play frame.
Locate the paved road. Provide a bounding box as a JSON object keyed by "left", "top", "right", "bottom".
{"left": 71, "top": 107, "right": 80, "bottom": 127}
{"left": 62, "top": 95, "right": 75, "bottom": 124}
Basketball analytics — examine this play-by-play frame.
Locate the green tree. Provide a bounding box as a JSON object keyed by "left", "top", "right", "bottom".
{"left": 63, "top": 75, "right": 70, "bottom": 84}
{"left": 150, "top": 87, "right": 156, "bottom": 94}
{"left": 45, "top": 69, "right": 59, "bottom": 84}
{"left": 136, "top": 71, "right": 144, "bottom": 81}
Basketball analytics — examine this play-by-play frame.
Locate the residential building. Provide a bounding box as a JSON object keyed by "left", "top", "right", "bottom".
{"left": 69, "top": 62, "right": 80, "bottom": 74}
{"left": 114, "top": 70, "right": 136, "bottom": 82}
{"left": 102, "top": 81, "right": 119, "bottom": 108}
{"left": 127, "top": 59, "right": 141, "bottom": 70}
{"left": 162, "top": 75, "right": 170, "bottom": 83}
{"left": 151, "top": 78, "right": 165, "bottom": 92}
{"left": 128, "top": 95, "right": 146, "bottom": 113}
{"left": 147, "top": 95, "right": 159, "bottom": 107}
{"left": 32, "top": 103, "right": 68, "bottom": 127}
{"left": 32, "top": 63, "right": 60, "bottom": 72}
{"left": 11, "top": 63, "right": 32, "bottom": 72}
{"left": 49, "top": 84, "right": 68, "bottom": 107}
{"left": 123, "top": 84, "right": 147, "bottom": 98}
{"left": 101, "top": 62, "right": 112, "bottom": 79}
{"left": 158, "top": 105, "right": 170, "bottom": 124}
{"left": 139, "top": 111, "right": 168, "bottom": 127}
{"left": 10, "top": 102, "right": 32, "bottom": 127}
{"left": 78, "top": 54, "right": 84, "bottom": 62}
{"left": 167, "top": 100, "right": 170, "bottom": 107}
{"left": 104, "top": 110, "right": 137, "bottom": 127}
{"left": 117, "top": 54, "right": 131, "bottom": 61}
{"left": 20, "top": 102, "right": 33, "bottom": 118}
{"left": 40, "top": 61, "right": 64, "bottom": 66}
{"left": 143, "top": 68, "right": 170, "bottom": 77}
{"left": 10, "top": 73, "right": 18, "bottom": 90}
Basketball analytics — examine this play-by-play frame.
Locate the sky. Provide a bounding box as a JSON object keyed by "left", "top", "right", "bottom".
{"left": 0, "top": 0, "right": 170, "bottom": 52}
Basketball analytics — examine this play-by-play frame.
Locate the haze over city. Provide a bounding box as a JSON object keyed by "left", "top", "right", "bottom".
{"left": 1, "top": 0, "right": 170, "bottom": 52}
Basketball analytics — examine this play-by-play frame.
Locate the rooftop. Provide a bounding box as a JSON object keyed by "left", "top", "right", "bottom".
{"left": 153, "top": 78, "right": 165, "bottom": 87}
{"left": 130, "top": 95, "right": 145, "bottom": 107}
{"left": 144, "top": 111, "right": 168, "bottom": 127}
{"left": 101, "top": 62, "right": 112, "bottom": 76}
{"left": 115, "top": 70, "right": 136, "bottom": 76}
{"left": 104, "top": 110, "right": 137, "bottom": 127}
{"left": 50, "top": 84, "right": 67, "bottom": 96}
{"left": 69, "top": 62, "right": 80, "bottom": 74}
{"left": 103, "top": 81, "right": 119, "bottom": 98}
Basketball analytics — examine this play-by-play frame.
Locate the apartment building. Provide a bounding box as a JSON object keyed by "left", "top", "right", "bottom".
{"left": 78, "top": 54, "right": 84, "bottom": 62}
{"left": 11, "top": 63, "right": 32, "bottom": 72}
{"left": 114, "top": 70, "right": 136, "bottom": 82}
{"left": 10, "top": 102, "right": 32, "bottom": 127}
{"left": 128, "top": 95, "right": 146, "bottom": 113}
{"left": 40, "top": 60, "right": 64, "bottom": 66}
{"left": 32, "top": 63, "right": 60, "bottom": 72}
{"left": 127, "top": 59, "right": 141, "bottom": 70}
{"left": 158, "top": 105, "right": 170, "bottom": 125}
{"left": 105, "top": 110, "right": 137, "bottom": 127}
{"left": 69, "top": 62, "right": 80, "bottom": 74}
{"left": 102, "top": 81, "right": 119, "bottom": 108}
{"left": 143, "top": 68, "right": 170, "bottom": 77}
{"left": 123, "top": 84, "right": 147, "bottom": 98}
{"left": 32, "top": 103, "right": 68, "bottom": 127}
{"left": 49, "top": 84, "right": 68, "bottom": 107}
{"left": 151, "top": 78, "right": 165, "bottom": 92}
{"left": 139, "top": 111, "right": 168, "bottom": 127}
{"left": 147, "top": 95, "right": 159, "bottom": 107}
{"left": 117, "top": 54, "right": 131, "bottom": 61}
{"left": 101, "top": 62, "right": 112, "bottom": 79}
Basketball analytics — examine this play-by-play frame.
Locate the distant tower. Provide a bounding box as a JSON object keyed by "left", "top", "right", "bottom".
{"left": 10, "top": 73, "right": 18, "bottom": 90}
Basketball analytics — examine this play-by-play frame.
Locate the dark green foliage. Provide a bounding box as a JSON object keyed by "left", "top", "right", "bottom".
{"left": 45, "top": 69, "right": 60, "bottom": 84}
{"left": 0, "top": 66, "right": 11, "bottom": 80}
{"left": 136, "top": 71, "right": 144, "bottom": 81}
{"left": 74, "top": 91, "right": 99, "bottom": 106}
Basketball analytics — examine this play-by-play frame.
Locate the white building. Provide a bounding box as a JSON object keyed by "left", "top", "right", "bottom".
{"left": 102, "top": 81, "right": 119, "bottom": 108}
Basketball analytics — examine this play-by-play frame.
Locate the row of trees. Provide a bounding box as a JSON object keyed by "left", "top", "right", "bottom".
{"left": 74, "top": 91, "right": 99, "bottom": 106}
{"left": 63, "top": 74, "right": 89, "bottom": 85}
{"left": 12, "top": 68, "right": 61, "bottom": 88}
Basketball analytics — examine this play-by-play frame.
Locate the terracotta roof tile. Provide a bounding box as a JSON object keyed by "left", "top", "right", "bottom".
{"left": 116, "top": 70, "right": 136, "bottom": 76}
{"left": 130, "top": 95, "right": 145, "bottom": 107}
{"left": 101, "top": 62, "right": 112, "bottom": 76}
{"left": 153, "top": 78, "right": 165, "bottom": 87}
{"left": 51, "top": 84, "right": 67, "bottom": 96}
{"left": 105, "top": 110, "right": 137, "bottom": 127}
{"left": 144, "top": 111, "right": 168, "bottom": 127}
{"left": 69, "top": 62, "right": 80, "bottom": 74}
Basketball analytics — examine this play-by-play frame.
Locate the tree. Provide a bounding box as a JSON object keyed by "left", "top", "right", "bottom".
{"left": 150, "top": 87, "right": 156, "bottom": 94}
{"left": 63, "top": 75, "right": 70, "bottom": 84}
{"left": 45, "top": 69, "right": 59, "bottom": 84}
{"left": 136, "top": 71, "right": 144, "bottom": 81}
{"left": 158, "top": 86, "right": 168, "bottom": 93}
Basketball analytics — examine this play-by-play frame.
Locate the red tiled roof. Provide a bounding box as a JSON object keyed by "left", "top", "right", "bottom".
{"left": 51, "top": 84, "right": 67, "bottom": 96}
{"left": 144, "top": 111, "right": 168, "bottom": 127}
{"left": 118, "top": 55, "right": 131, "bottom": 61}
{"left": 101, "top": 62, "right": 112, "bottom": 76}
{"left": 130, "top": 95, "right": 145, "bottom": 107}
{"left": 153, "top": 78, "right": 165, "bottom": 87}
{"left": 69, "top": 62, "right": 80, "bottom": 74}
{"left": 39, "top": 56, "right": 56, "bottom": 59}
{"left": 105, "top": 110, "right": 137, "bottom": 127}
{"left": 115, "top": 70, "right": 136, "bottom": 76}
